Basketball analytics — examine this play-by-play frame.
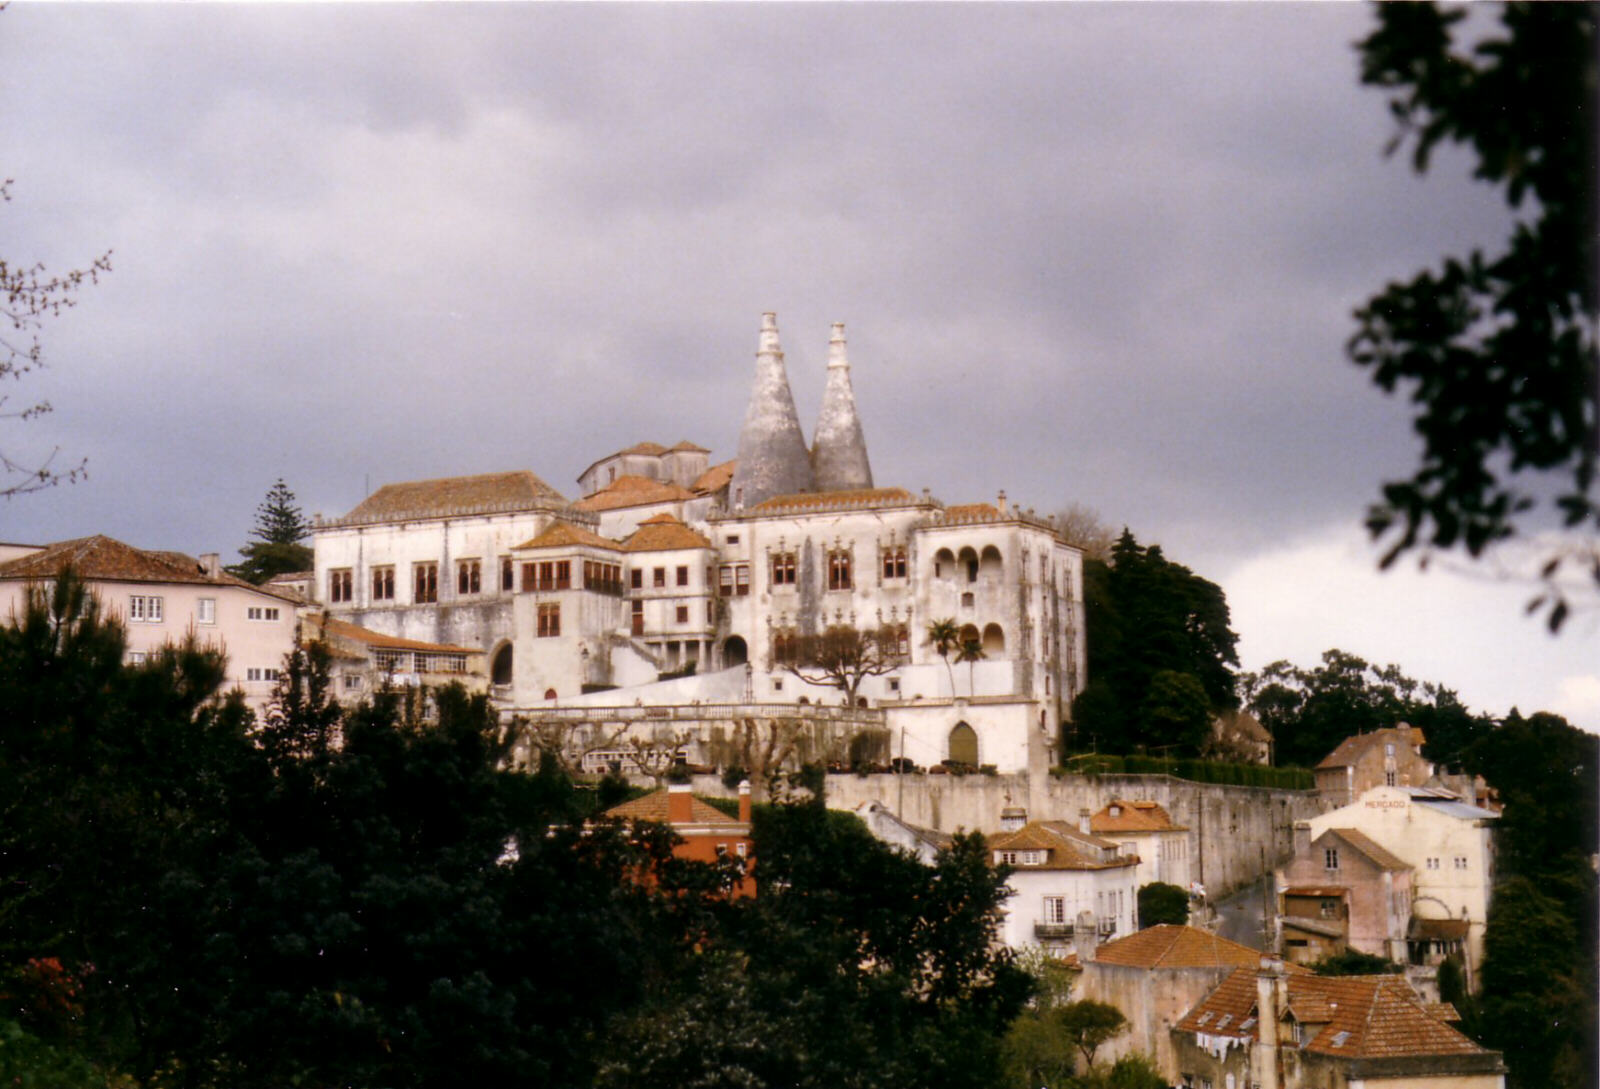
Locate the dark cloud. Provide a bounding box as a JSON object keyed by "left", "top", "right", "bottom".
{"left": 3, "top": 2, "right": 1584, "bottom": 723}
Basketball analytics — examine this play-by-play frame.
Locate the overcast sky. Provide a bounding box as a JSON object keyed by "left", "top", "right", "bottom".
{"left": 3, "top": 3, "right": 1594, "bottom": 730}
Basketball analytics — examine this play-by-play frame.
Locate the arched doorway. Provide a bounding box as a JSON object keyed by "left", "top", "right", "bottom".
{"left": 491, "top": 644, "right": 513, "bottom": 686}
{"left": 723, "top": 635, "right": 748, "bottom": 667}
{"left": 949, "top": 721, "right": 978, "bottom": 766}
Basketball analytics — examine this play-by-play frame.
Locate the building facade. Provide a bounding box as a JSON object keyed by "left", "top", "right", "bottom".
{"left": 310, "top": 314, "right": 1087, "bottom": 777}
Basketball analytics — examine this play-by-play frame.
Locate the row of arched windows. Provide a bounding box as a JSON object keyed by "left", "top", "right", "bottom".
{"left": 932, "top": 545, "right": 1004, "bottom": 583}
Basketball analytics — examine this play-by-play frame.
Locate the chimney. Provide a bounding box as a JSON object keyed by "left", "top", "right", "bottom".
{"left": 738, "top": 779, "right": 752, "bottom": 824}
{"left": 1074, "top": 910, "right": 1098, "bottom": 964}
{"left": 810, "top": 321, "right": 874, "bottom": 492}
{"left": 1078, "top": 807, "right": 1092, "bottom": 836}
{"left": 1000, "top": 806, "right": 1026, "bottom": 832}
{"left": 1255, "top": 956, "right": 1286, "bottom": 1089}
{"left": 199, "top": 552, "right": 221, "bottom": 578}
{"left": 997, "top": 489, "right": 1007, "bottom": 513}
{"left": 668, "top": 781, "right": 693, "bottom": 824}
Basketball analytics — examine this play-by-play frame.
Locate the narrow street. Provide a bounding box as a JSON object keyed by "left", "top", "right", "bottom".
{"left": 1210, "top": 875, "right": 1273, "bottom": 951}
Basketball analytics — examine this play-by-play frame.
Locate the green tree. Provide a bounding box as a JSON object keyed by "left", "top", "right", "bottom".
{"left": 927, "top": 616, "right": 960, "bottom": 694}
{"left": 1240, "top": 649, "right": 1487, "bottom": 769}
{"left": 2, "top": 180, "right": 111, "bottom": 499}
{"left": 1310, "top": 949, "right": 1403, "bottom": 976}
{"left": 1069, "top": 530, "right": 1239, "bottom": 757}
{"left": 956, "top": 633, "right": 986, "bottom": 697}
{"left": 1349, "top": 2, "right": 1598, "bottom": 630}
{"left": 1136, "top": 882, "right": 1188, "bottom": 928}
{"left": 1054, "top": 999, "right": 1129, "bottom": 1069}
{"left": 228, "top": 478, "right": 314, "bottom": 584}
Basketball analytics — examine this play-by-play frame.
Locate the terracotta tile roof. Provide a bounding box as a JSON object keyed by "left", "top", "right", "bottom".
{"left": 987, "top": 820, "right": 1135, "bottom": 871}
{"left": 692, "top": 459, "right": 736, "bottom": 494}
{"left": 1094, "top": 925, "right": 1267, "bottom": 970}
{"left": 1408, "top": 917, "right": 1470, "bottom": 941}
{"left": 0, "top": 535, "right": 297, "bottom": 601}
{"left": 604, "top": 788, "right": 741, "bottom": 825}
{"left": 748, "top": 487, "right": 916, "bottom": 513}
{"left": 571, "top": 475, "right": 697, "bottom": 512}
{"left": 1316, "top": 725, "right": 1427, "bottom": 770}
{"left": 1091, "top": 799, "right": 1186, "bottom": 834}
{"left": 330, "top": 470, "right": 567, "bottom": 526}
{"left": 944, "top": 502, "right": 1001, "bottom": 519}
{"left": 307, "top": 615, "right": 479, "bottom": 655}
{"left": 623, "top": 514, "right": 713, "bottom": 553}
{"left": 1215, "top": 707, "right": 1273, "bottom": 743}
{"left": 1176, "top": 970, "right": 1492, "bottom": 1062}
{"left": 669, "top": 440, "right": 709, "bottom": 453}
{"left": 619, "top": 441, "right": 670, "bottom": 457}
{"left": 514, "top": 521, "right": 624, "bottom": 552}
{"left": 1322, "top": 827, "right": 1410, "bottom": 872}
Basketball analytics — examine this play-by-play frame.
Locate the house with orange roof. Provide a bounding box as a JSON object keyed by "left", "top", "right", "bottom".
{"left": 1090, "top": 799, "right": 1191, "bottom": 889}
{"left": 602, "top": 780, "right": 756, "bottom": 898}
{"left": 0, "top": 535, "right": 299, "bottom": 713}
{"left": 1080, "top": 924, "right": 1305, "bottom": 1079}
{"left": 302, "top": 613, "right": 485, "bottom": 705}
{"left": 1171, "top": 959, "right": 1504, "bottom": 1088}
{"left": 986, "top": 814, "right": 1139, "bottom": 954}
{"left": 1315, "top": 722, "right": 1432, "bottom": 805}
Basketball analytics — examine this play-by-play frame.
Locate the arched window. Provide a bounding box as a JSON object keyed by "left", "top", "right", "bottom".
{"left": 934, "top": 547, "right": 955, "bottom": 579}
{"left": 982, "top": 622, "right": 1006, "bottom": 655}
{"left": 980, "top": 545, "right": 1003, "bottom": 580}
{"left": 543, "top": 688, "right": 557, "bottom": 700}
{"left": 491, "top": 644, "right": 513, "bottom": 686}
{"left": 724, "top": 635, "right": 748, "bottom": 667}
{"left": 949, "top": 721, "right": 978, "bottom": 766}
{"left": 958, "top": 546, "right": 980, "bottom": 583}
{"left": 958, "top": 623, "right": 980, "bottom": 645}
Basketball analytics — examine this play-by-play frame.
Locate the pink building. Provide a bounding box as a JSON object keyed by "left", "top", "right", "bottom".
{"left": 0, "top": 535, "right": 299, "bottom": 713}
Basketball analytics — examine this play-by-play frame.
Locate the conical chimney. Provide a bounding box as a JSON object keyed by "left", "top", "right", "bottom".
{"left": 729, "top": 312, "right": 814, "bottom": 508}
{"left": 810, "top": 322, "right": 873, "bottom": 492}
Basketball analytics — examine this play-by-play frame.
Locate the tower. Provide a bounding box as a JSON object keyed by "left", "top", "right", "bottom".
{"left": 809, "top": 321, "right": 873, "bottom": 492}
{"left": 729, "top": 312, "right": 815, "bottom": 508}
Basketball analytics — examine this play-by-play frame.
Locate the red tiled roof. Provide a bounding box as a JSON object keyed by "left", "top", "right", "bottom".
{"left": 692, "top": 459, "right": 736, "bottom": 495}
{"left": 1091, "top": 799, "right": 1186, "bottom": 834}
{"left": 604, "top": 789, "right": 741, "bottom": 826}
{"left": 332, "top": 470, "right": 566, "bottom": 526}
{"left": 623, "top": 514, "right": 712, "bottom": 553}
{"left": 571, "top": 475, "right": 697, "bottom": 512}
{"left": 0, "top": 535, "right": 297, "bottom": 601}
{"left": 1093, "top": 925, "right": 1267, "bottom": 970}
{"left": 668, "top": 440, "right": 709, "bottom": 453}
{"left": 1176, "top": 970, "right": 1492, "bottom": 1061}
{"left": 307, "top": 614, "right": 478, "bottom": 655}
{"left": 749, "top": 487, "right": 916, "bottom": 513}
{"left": 514, "top": 521, "right": 624, "bottom": 552}
{"left": 944, "top": 502, "right": 1001, "bottom": 519}
{"left": 1316, "top": 725, "right": 1427, "bottom": 770}
{"left": 987, "top": 821, "right": 1134, "bottom": 871}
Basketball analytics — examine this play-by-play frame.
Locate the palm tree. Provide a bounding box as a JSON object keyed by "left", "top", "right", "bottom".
{"left": 956, "top": 635, "right": 986, "bottom": 697}
{"left": 926, "top": 618, "right": 959, "bottom": 696}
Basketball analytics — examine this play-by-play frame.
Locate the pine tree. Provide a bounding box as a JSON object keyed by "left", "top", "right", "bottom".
{"left": 227, "top": 478, "right": 313, "bottom": 585}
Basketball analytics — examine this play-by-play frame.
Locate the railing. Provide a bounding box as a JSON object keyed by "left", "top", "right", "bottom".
{"left": 1034, "top": 922, "right": 1075, "bottom": 939}
{"left": 504, "top": 701, "right": 887, "bottom": 729}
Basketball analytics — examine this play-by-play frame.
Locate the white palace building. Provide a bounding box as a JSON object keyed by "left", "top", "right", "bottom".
{"left": 311, "top": 314, "right": 1086, "bottom": 777}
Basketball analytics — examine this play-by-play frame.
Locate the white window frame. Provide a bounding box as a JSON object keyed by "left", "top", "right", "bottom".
{"left": 196, "top": 597, "right": 216, "bottom": 625}
{"left": 129, "top": 595, "right": 164, "bottom": 623}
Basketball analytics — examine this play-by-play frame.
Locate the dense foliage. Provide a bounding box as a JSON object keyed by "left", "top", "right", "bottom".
{"left": 0, "top": 572, "right": 1030, "bottom": 1088}
{"left": 1068, "top": 530, "right": 1239, "bottom": 757}
{"left": 1240, "top": 649, "right": 1489, "bottom": 770}
{"left": 1136, "top": 883, "right": 1188, "bottom": 929}
{"left": 227, "top": 478, "right": 314, "bottom": 584}
{"left": 1350, "top": 2, "right": 1598, "bottom": 629}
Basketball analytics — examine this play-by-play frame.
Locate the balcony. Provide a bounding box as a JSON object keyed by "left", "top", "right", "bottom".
{"left": 1034, "top": 922, "right": 1074, "bottom": 940}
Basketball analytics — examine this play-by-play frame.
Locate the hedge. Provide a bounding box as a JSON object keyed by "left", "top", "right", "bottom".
{"left": 1055, "top": 753, "right": 1313, "bottom": 790}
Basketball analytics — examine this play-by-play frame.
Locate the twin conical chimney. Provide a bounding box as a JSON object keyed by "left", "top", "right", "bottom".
{"left": 729, "top": 313, "right": 815, "bottom": 509}
{"left": 729, "top": 313, "right": 873, "bottom": 508}
{"left": 810, "top": 322, "right": 873, "bottom": 491}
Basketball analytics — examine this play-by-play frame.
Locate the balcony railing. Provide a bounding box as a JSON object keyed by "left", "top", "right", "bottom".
{"left": 1034, "top": 922, "right": 1074, "bottom": 939}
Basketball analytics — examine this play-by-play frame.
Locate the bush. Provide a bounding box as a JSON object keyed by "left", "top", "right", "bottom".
{"left": 1137, "top": 882, "right": 1189, "bottom": 928}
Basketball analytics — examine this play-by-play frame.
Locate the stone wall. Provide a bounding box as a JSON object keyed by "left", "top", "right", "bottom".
{"left": 698, "top": 770, "right": 1330, "bottom": 900}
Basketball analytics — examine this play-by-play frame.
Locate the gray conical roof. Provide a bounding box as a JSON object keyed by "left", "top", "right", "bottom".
{"left": 810, "top": 322, "right": 873, "bottom": 492}
{"left": 729, "top": 312, "right": 814, "bottom": 508}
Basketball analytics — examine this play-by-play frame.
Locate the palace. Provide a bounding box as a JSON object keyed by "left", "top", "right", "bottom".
{"left": 311, "top": 313, "right": 1086, "bottom": 775}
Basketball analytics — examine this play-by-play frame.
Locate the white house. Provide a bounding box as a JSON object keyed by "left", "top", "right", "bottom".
{"left": 987, "top": 814, "right": 1140, "bottom": 954}
{"left": 1304, "top": 784, "right": 1499, "bottom": 986}
{"left": 1089, "top": 799, "right": 1192, "bottom": 890}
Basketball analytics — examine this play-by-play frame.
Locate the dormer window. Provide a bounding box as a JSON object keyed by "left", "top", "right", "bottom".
{"left": 1110, "top": 804, "right": 1122, "bottom": 818}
